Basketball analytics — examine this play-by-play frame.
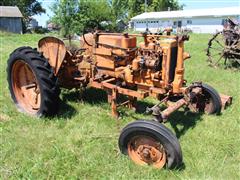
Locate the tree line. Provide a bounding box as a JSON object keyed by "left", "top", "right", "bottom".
{"left": 50, "top": 0, "right": 183, "bottom": 37}
{"left": 1, "top": 0, "right": 183, "bottom": 35}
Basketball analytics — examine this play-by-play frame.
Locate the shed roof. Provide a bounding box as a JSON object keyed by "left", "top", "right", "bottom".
{"left": 0, "top": 6, "right": 23, "bottom": 18}
{"left": 131, "top": 7, "right": 240, "bottom": 20}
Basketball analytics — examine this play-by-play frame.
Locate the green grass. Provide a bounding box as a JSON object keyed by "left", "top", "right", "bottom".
{"left": 0, "top": 32, "right": 240, "bottom": 179}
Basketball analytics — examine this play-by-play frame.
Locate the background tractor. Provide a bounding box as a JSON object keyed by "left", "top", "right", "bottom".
{"left": 7, "top": 30, "right": 232, "bottom": 169}
{"left": 206, "top": 18, "right": 240, "bottom": 68}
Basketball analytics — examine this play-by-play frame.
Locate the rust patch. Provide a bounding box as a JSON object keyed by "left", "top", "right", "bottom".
{"left": 127, "top": 135, "right": 166, "bottom": 169}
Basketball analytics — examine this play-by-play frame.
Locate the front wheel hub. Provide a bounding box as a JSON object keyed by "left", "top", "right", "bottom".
{"left": 128, "top": 135, "right": 166, "bottom": 169}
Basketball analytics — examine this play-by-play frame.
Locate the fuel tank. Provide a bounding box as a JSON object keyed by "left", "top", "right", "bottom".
{"left": 98, "top": 35, "right": 136, "bottom": 49}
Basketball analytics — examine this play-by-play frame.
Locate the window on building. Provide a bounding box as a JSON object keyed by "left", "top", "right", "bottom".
{"left": 187, "top": 20, "right": 192, "bottom": 24}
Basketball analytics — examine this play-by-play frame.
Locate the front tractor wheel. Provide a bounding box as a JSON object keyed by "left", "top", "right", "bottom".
{"left": 7, "top": 46, "right": 60, "bottom": 117}
{"left": 119, "top": 120, "right": 182, "bottom": 169}
{"left": 190, "top": 83, "right": 222, "bottom": 115}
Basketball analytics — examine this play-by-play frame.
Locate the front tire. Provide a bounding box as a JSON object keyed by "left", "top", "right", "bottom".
{"left": 7, "top": 46, "right": 60, "bottom": 117}
{"left": 190, "top": 83, "right": 222, "bottom": 115}
{"left": 119, "top": 120, "right": 182, "bottom": 169}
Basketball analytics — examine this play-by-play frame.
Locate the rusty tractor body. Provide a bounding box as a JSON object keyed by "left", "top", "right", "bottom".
{"left": 7, "top": 30, "right": 232, "bottom": 169}
{"left": 207, "top": 18, "right": 240, "bottom": 68}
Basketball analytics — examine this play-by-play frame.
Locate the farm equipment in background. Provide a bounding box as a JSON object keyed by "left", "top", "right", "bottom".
{"left": 7, "top": 30, "right": 232, "bottom": 169}
{"left": 206, "top": 18, "right": 240, "bottom": 68}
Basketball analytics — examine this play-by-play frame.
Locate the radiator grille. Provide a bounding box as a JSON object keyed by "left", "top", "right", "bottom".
{"left": 169, "top": 47, "right": 178, "bottom": 82}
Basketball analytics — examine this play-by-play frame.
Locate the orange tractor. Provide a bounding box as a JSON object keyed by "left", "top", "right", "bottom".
{"left": 7, "top": 30, "right": 232, "bottom": 169}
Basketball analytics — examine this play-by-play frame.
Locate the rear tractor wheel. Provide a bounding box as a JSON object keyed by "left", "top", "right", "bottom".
{"left": 119, "top": 120, "right": 182, "bottom": 169}
{"left": 207, "top": 31, "right": 226, "bottom": 67}
{"left": 207, "top": 31, "right": 240, "bottom": 68}
{"left": 7, "top": 46, "right": 60, "bottom": 117}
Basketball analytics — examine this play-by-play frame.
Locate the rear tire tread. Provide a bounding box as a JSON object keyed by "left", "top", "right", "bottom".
{"left": 202, "top": 83, "right": 222, "bottom": 114}
{"left": 7, "top": 46, "right": 60, "bottom": 117}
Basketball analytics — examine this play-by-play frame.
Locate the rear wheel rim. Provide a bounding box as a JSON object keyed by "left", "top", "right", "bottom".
{"left": 127, "top": 135, "right": 166, "bottom": 169}
{"left": 11, "top": 60, "right": 41, "bottom": 114}
{"left": 207, "top": 32, "right": 227, "bottom": 67}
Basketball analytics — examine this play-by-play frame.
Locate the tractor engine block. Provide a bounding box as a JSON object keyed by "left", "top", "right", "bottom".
{"left": 38, "top": 31, "right": 189, "bottom": 96}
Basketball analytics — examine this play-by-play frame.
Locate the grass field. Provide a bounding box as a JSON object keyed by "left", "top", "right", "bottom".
{"left": 0, "top": 31, "right": 240, "bottom": 179}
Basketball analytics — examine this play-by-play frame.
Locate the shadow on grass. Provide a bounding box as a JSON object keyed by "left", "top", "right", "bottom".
{"left": 55, "top": 88, "right": 108, "bottom": 119}
{"left": 118, "top": 97, "right": 204, "bottom": 140}
{"left": 61, "top": 88, "right": 107, "bottom": 104}
{"left": 135, "top": 101, "right": 156, "bottom": 114}
{"left": 57, "top": 88, "right": 201, "bottom": 170}
{"left": 57, "top": 99, "right": 78, "bottom": 119}
{"left": 168, "top": 111, "right": 203, "bottom": 139}
{"left": 126, "top": 100, "right": 203, "bottom": 139}
{"left": 59, "top": 88, "right": 204, "bottom": 140}
{"left": 59, "top": 88, "right": 209, "bottom": 169}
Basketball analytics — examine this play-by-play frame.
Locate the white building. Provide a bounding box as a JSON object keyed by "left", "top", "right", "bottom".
{"left": 28, "top": 18, "right": 38, "bottom": 29}
{"left": 131, "top": 7, "right": 240, "bottom": 33}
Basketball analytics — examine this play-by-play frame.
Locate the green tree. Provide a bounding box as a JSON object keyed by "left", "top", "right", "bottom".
{"left": 128, "top": 0, "right": 183, "bottom": 18}
{"left": 109, "top": 0, "right": 128, "bottom": 22}
{"left": 51, "top": 0, "right": 80, "bottom": 41}
{"left": 78, "top": 0, "right": 113, "bottom": 31}
{"left": 51, "top": 0, "right": 114, "bottom": 37}
{"left": 148, "top": 0, "right": 183, "bottom": 11}
{"left": 50, "top": 0, "right": 183, "bottom": 35}
{"left": 109, "top": 0, "right": 183, "bottom": 25}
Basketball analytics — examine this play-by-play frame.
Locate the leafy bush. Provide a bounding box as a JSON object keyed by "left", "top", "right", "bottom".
{"left": 33, "top": 27, "right": 49, "bottom": 34}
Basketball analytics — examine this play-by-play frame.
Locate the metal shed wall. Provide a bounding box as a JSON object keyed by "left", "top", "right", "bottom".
{"left": 0, "top": 17, "right": 22, "bottom": 34}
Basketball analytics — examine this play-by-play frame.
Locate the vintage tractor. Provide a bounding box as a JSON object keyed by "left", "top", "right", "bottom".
{"left": 7, "top": 30, "right": 232, "bottom": 169}
{"left": 206, "top": 18, "right": 240, "bottom": 68}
